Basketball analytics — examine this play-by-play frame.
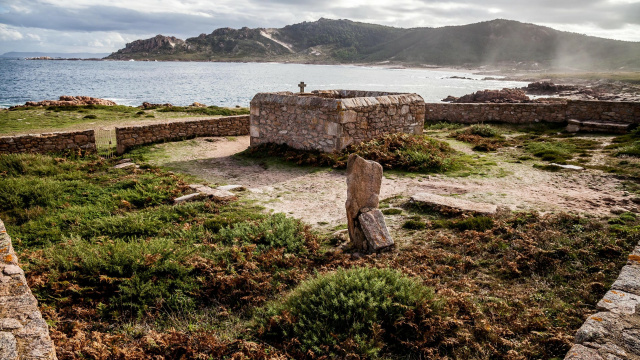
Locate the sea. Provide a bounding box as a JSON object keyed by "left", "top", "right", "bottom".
{"left": 0, "top": 59, "right": 529, "bottom": 109}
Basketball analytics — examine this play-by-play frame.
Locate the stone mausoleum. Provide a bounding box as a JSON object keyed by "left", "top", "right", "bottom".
{"left": 249, "top": 90, "right": 425, "bottom": 153}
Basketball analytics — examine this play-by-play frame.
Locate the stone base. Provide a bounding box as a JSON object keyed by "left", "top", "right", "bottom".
{"left": 567, "top": 119, "right": 633, "bottom": 134}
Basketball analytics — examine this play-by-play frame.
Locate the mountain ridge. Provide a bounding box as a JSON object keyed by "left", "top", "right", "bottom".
{"left": 105, "top": 18, "right": 640, "bottom": 70}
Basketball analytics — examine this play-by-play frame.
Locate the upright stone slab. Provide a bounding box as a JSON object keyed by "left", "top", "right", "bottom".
{"left": 345, "top": 154, "right": 393, "bottom": 253}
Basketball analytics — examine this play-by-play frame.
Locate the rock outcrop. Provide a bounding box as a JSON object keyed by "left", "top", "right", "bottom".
{"left": 11, "top": 96, "right": 116, "bottom": 108}
{"left": 345, "top": 154, "right": 393, "bottom": 253}
{"left": 525, "top": 81, "right": 577, "bottom": 95}
{"left": 443, "top": 88, "right": 530, "bottom": 103}
{"left": 106, "top": 35, "right": 187, "bottom": 60}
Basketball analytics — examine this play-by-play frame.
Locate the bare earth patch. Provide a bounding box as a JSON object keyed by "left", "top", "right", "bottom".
{"left": 143, "top": 135, "right": 636, "bottom": 231}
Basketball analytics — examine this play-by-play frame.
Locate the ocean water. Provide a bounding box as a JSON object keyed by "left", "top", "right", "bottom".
{"left": 0, "top": 59, "right": 529, "bottom": 108}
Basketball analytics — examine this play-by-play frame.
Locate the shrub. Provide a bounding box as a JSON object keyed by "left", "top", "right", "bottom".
{"left": 526, "top": 141, "right": 576, "bottom": 163}
{"left": 451, "top": 216, "right": 494, "bottom": 231}
{"left": 469, "top": 124, "right": 501, "bottom": 138}
{"left": 259, "top": 267, "right": 438, "bottom": 357}
{"left": 48, "top": 236, "right": 196, "bottom": 317}
{"left": 83, "top": 114, "right": 98, "bottom": 119}
{"left": 218, "top": 213, "right": 308, "bottom": 254}
{"left": 403, "top": 219, "right": 427, "bottom": 229}
{"left": 381, "top": 208, "right": 402, "bottom": 215}
{"left": 240, "top": 133, "right": 456, "bottom": 173}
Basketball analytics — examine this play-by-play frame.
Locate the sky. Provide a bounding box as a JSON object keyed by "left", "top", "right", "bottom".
{"left": 1, "top": 0, "right": 640, "bottom": 55}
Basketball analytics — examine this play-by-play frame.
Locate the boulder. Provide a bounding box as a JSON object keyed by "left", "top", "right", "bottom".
{"left": 189, "top": 184, "right": 237, "bottom": 202}
{"left": 345, "top": 154, "right": 393, "bottom": 253}
{"left": 358, "top": 209, "right": 393, "bottom": 251}
{"left": 13, "top": 96, "right": 117, "bottom": 109}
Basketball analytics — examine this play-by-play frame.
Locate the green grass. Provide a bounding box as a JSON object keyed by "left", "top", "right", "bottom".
{"left": 0, "top": 104, "right": 249, "bottom": 135}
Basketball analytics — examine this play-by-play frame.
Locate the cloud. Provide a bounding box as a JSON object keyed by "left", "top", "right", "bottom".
{"left": 0, "top": 0, "right": 638, "bottom": 54}
{"left": 0, "top": 24, "right": 23, "bottom": 41}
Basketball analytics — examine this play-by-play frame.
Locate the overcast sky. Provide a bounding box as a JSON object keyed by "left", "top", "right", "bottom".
{"left": 1, "top": 0, "right": 639, "bottom": 54}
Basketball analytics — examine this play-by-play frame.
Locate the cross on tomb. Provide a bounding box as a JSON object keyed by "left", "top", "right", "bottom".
{"left": 298, "top": 81, "right": 306, "bottom": 93}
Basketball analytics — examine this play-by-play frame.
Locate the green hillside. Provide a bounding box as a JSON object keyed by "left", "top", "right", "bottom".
{"left": 106, "top": 18, "right": 640, "bottom": 70}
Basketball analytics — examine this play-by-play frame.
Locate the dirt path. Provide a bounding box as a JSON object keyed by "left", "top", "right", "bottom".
{"left": 146, "top": 135, "right": 637, "bottom": 230}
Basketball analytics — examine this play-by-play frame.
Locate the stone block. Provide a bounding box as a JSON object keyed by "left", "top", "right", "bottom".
{"left": 597, "top": 290, "right": 640, "bottom": 315}
{"left": 358, "top": 209, "right": 394, "bottom": 251}
{"left": 612, "top": 265, "right": 640, "bottom": 296}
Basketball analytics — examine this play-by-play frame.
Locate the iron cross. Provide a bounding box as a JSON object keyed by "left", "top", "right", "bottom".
{"left": 298, "top": 81, "right": 306, "bottom": 93}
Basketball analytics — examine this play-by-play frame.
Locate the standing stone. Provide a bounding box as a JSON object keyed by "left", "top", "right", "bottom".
{"left": 345, "top": 154, "right": 393, "bottom": 252}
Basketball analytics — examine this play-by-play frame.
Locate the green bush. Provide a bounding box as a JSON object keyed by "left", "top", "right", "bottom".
{"left": 49, "top": 236, "right": 196, "bottom": 317}
{"left": 469, "top": 124, "right": 501, "bottom": 138}
{"left": 241, "top": 133, "right": 457, "bottom": 173}
{"left": 525, "top": 141, "right": 576, "bottom": 163}
{"left": 451, "top": 216, "right": 494, "bottom": 231}
{"left": 218, "top": 213, "right": 308, "bottom": 254}
{"left": 403, "top": 219, "right": 427, "bottom": 230}
{"left": 259, "top": 267, "right": 438, "bottom": 357}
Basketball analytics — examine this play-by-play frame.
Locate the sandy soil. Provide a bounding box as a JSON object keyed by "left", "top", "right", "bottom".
{"left": 147, "top": 135, "right": 638, "bottom": 231}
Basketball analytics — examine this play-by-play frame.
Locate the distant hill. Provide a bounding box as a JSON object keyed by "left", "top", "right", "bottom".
{"left": 1, "top": 52, "right": 110, "bottom": 59}
{"left": 105, "top": 18, "right": 640, "bottom": 70}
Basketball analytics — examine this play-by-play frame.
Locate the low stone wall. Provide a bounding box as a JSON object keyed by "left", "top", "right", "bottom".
{"left": 426, "top": 100, "right": 640, "bottom": 125}
{"left": 250, "top": 90, "right": 425, "bottom": 153}
{"left": 0, "top": 130, "right": 95, "bottom": 154}
{"left": 567, "top": 100, "right": 640, "bottom": 124}
{"left": 0, "top": 219, "right": 57, "bottom": 359}
{"left": 115, "top": 115, "right": 250, "bottom": 154}
{"left": 426, "top": 103, "right": 567, "bottom": 124}
{"left": 565, "top": 244, "right": 640, "bottom": 359}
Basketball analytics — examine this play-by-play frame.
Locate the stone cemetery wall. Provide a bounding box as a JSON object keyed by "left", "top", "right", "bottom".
{"left": 426, "top": 103, "right": 568, "bottom": 124}
{"left": 566, "top": 100, "right": 640, "bottom": 124}
{"left": 0, "top": 130, "right": 95, "bottom": 154}
{"left": 0, "top": 218, "right": 57, "bottom": 359}
{"left": 250, "top": 90, "right": 425, "bottom": 153}
{"left": 115, "top": 115, "right": 250, "bottom": 154}
{"left": 426, "top": 100, "right": 640, "bottom": 125}
{"left": 564, "top": 242, "right": 640, "bottom": 359}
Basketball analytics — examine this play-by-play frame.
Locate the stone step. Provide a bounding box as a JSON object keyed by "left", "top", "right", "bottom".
{"left": 410, "top": 192, "right": 497, "bottom": 215}
{"left": 567, "top": 119, "right": 634, "bottom": 134}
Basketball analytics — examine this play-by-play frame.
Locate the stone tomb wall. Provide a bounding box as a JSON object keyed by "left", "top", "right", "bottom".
{"left": 115, "top": 115, "right": 250, "bottom": 154}
{"left": 426, "top": 100, "right": 640, "bottom": 125}
{"left": 0, "top": 130, "right": 95, "bottom": 154}
{"left": 250, "top": 90, "right": 425, "bottom": 153}
{"left": 0, "top": 218, "right": 57, "bottom": 359}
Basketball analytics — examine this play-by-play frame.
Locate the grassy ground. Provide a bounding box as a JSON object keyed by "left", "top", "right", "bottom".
{"left": 2, "top": 120, "right": 639, "bottom": 359}
{"left": 0, "top": 104, "right": 249, "bottom": 135}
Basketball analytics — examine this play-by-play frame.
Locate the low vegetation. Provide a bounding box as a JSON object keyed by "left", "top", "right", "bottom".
{"left": 450, "top": 124, "right": 507, "bottom": 151}
{"left": 240, "top": 133, "right": 457, "bottom": 173}
{"left": 2, "top": 120, "right": 640, "bottom": 359}
{"left": 0, "top": 104, "right": 249, "bottom": 135}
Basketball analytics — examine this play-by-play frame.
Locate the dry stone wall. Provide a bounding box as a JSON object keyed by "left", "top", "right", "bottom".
{"left": 0, "top": 219, "right": 57, "bottom": 360}
{"left": 565, "top": 243, "right": 640, "bottom": 359}
{"left": 115, "top": 115, "right": 250, "bottom": 154}
{"left": 250, "top": 90, "right": 425, "bottom": 153}
{"left": 0, "top": 130, "right": 95, "bottom": 154}
{"left": 426, "top": 100, "right": 640, "bottom": 125}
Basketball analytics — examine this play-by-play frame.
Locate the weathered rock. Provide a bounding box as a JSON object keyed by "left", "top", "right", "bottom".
{"left": 612, "top": 265, "right": 640, "bottom": 296}
{"left": 358, "top": 209, "right": 394, "bottom": 251}
{"left": 0, "top": 332, "right": 18, "bottom": 360}
{"left": 411, "top": 192, "right": 498, "bottom": 215}
{"left": 567, "top": 119, "right": 632, "bottom": 134}
{"left": 597, "top": 290, "right": 640, "bottom": 315}
{"left": 192, "top": 102, "right": 207, "bottom": 107}
{"left": 549, "top": 163, "right": 584, "bottom": 171}
{"left": 453, "top": 88, "right": 530, "bottom": 103}
{"left": 173, "top": 193, "right": 205, "bottom": 204}
{"left": 189, "top": 184, "right": 237, "bottom": 201}
{"left": 140, "top": 102, "right": 173, "bottom": 109}
{"left": 345, "top": 154, "right": 394, "bottom": 253}
{"left": 564, "top": 344, "right": 604, "bottom": 360}
{"left": 11, "top": 96, "right": 116, "bottom": 109}
{"left": 216, "top": 184, "right": 245, "bottom": 192}
{"left": 113, "top": 162, "right": 138, "bottom": 169}
{"left": 0, "top": 218, "right": 57, "bottom": 360}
